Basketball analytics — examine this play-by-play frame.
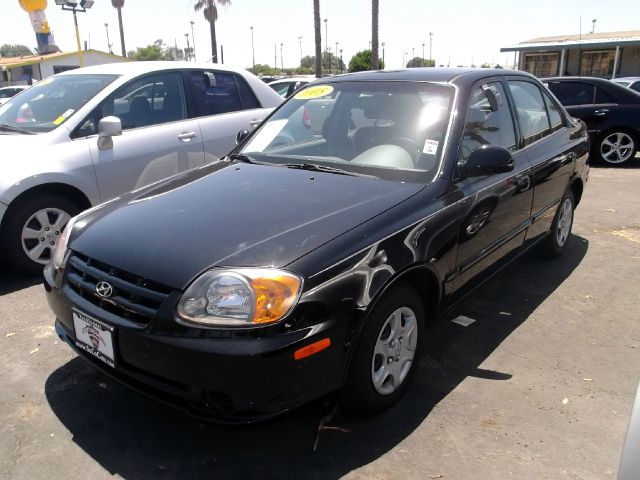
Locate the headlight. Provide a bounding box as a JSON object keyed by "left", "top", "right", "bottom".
{"left": 177, "top": 268, "right": 303, "bottom": 328}
{"left": 51, "top": 214, "right": 78, "bottom": 270}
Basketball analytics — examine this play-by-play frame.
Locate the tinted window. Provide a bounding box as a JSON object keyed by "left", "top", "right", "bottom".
{"left": 542, "top": 90, "right": 563, "bottom": 130}
{"left": 630, "top": 82, "right": 640, "bottom": 94}
{"left": 235, "top": 75, "right": 260, "bottom": 108}
{"left": 508, "top": 81, "right": 550, "bottom": 146}
{"left": 270, "top": 81, "right": 294, "bottom": 97}
{"left": 595, "top": 87, "right": 616, "bottom": 104}
{"left": 75, "top": 72, "right": 187, "bottom": 137}
{"left": 554, "top": 81, "right": 595, "bottom": 106}
{"left": 190, "top": 71, "right": 242, "bottom": 116}
{"left": 459, "top": 82, "right": 516, "bottom": 161}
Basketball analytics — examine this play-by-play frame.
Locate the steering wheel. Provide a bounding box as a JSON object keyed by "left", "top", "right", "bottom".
{"left": 386, "top": 137, "right": 421, "bottom": 162}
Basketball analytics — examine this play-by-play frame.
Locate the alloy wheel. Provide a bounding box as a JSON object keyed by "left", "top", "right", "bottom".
{"left": 555, "top": 198, "right": 573, "bottom": 247}
{"left": 600, "top": 132, "right": 635, "bottom": 164}
{"left": 21, "top": 208, "right": 71, "bottom": 264}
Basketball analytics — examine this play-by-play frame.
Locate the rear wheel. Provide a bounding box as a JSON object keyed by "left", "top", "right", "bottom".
{"left": 593, "top": 130, "right": 637, "bottom": 165}
{"left": 542, "top": 190, "right": 574, "bottom": 258}
{"left": 341, "top": 283, "right": 425, "bottom": 415}
{"left": 2, "top": 195, "right": 80, "bottom": 274}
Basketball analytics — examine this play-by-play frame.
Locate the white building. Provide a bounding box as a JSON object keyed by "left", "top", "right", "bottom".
{"left": 0, "top": 49, "right": 129, "bottom": 86}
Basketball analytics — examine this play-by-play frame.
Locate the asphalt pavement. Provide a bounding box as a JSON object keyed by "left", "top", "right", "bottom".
{"left": 1, "top": 163, "right": 639, "bottom": 480}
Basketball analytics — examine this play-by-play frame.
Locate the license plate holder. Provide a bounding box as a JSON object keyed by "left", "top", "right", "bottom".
{"left": 72, "top": 309, "right": 116, "bottom": 368}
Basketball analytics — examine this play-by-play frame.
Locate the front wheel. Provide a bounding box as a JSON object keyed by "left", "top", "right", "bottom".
{"left": 594, "top": 130, "right": 637, "bottom": 166}
{"left": 542, "top": 190, "right": 574, "bottom": 258}
{"left": 2, "top": 195, "right": 80, "bottom": 274}
{"left": 341, "top": 283, "right": 425, "bottom": 415}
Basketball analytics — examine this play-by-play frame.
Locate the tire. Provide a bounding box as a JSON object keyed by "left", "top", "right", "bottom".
{"left": 2, "top": 194, "right": 81, "bottom": 274}
{"left": 341, "top": 283, "right": 425, "bottom": 415}
{"left": 593, "top": 130, "right": 637, "bottom": 166}
{"left": 542, "top": 190, "right": 575, "bottom": 258}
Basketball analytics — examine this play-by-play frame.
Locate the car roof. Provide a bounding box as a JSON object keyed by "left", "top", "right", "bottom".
{"left": 613, "top": 77, "right": 640, "bottom": 81}
{"left": 57, "top": 61, "right": 254, "bottom": 78}
{"left": 542, "top": 76, "right": 615, "bottom": 85}
{"left": 268, "top": 77, "right": 313, "bottom": 84}
{"left": 318, "top": 68, "right": 535, "bottom": 84}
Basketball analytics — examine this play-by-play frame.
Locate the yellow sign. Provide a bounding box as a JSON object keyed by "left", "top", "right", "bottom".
{"left": 294, "top": 85, "right": 334, "bottom": 100}
{"left": 19, "top": 0, "right": 47, "bottom": 13}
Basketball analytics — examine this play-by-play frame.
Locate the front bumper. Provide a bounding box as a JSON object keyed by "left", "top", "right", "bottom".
{"left": 45, "top": 266, "right": 353, "bottom": 423}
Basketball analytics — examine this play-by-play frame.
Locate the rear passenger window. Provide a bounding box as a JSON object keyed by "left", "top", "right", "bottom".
{"left": 555, "top": 82, "right": 595, "bottom": 106}
{"left": 235, "top": 75, "right": 261, "bottom": 109}
{"left": 508, "top": 81, "right": 551, "bottom": 146}
{"left": 595, "top": 87, "right": 616, "bottom": 104}
{"left": 459, "top": 82, "right": 516, "bottom": 161}
{"left": 190, "top": 71, "right": 242, "bottom": 116}
{"left": 542, "top": 90, "right": 563, "bottom": 130}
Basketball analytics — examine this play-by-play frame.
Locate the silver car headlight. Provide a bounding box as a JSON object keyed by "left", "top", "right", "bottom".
{"left": 51, "top": 214, "right": 78, "bottom": 270}
{"left": 177, "top": 268, "right": 303, "bottom": 327}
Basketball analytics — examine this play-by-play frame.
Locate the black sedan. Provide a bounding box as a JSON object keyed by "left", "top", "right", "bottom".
{"left": 45, "top": 68, "right": 589, "bottom": 422}
{"left": 543, "top": 76, "right": 640, "bottom": 165}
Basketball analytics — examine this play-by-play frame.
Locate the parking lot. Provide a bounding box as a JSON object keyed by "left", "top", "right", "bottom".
{"left": 0, "top": 163, "right": 639, "bottom": 480}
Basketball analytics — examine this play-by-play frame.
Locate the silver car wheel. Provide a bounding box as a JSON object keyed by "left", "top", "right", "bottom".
{"left": 556, "top": 198, "right": 573, "bottom": 247}
{"left": 371, "top": 306, "right": 418, "bottom": 395}
{"left": 21, "top": 208, "right": 71, "bottom": 264}
{"left": 601, "top": 132, "right": 635, "bottom": 164}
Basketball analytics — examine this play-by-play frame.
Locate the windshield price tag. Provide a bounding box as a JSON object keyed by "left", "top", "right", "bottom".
{"left": 294, "top": 85, "right": 334, "bottom": 100}
{"left": 423, "top": 139, "right": 439, "bottom": 155}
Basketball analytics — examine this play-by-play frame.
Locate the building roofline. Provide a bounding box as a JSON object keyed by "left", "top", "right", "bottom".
{"left": 0, "top": 49, "right": 130, "bottom": 69}
{"left": 501, "top": 30, "right": 640, "bottom": 52}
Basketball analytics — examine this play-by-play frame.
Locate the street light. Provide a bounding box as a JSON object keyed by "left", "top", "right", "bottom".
{"left": 381, "top": 42, "right": 385, "bottom": 67}
{"left": 422, "top": 43, "right": 425, "bottom": 63}
{"left": 298, "top": 36, "right": 303, "bottom": 67}
{"left": 429, "top": 32, "right": 433, "bottom": 62}
{"left": 55, "top": 0, "right": 94, "bottom": 67}
{"left": 185, "top": 33, "right": 191, "bottom": 61}
{"left": 104, "top": 23, "right": 112, "bottom": 54}
{"left": 280, "top": 42, "right": 284, "bottom": 72}
{"left": 250, "top": 26, "right": 255, "bottom": 71}
{"left": 335, "top": 41, "right": 338, "bottom": 73}
{"left": 190, "top": 21, "right": 197, "bottom": 62}
{"left": 339, "top": 48, "right": 343, "bottom": 73}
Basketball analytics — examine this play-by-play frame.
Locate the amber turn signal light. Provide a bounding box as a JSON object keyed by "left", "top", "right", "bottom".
{"left": 294, "top": 338, "right": 331, "bottom": 360}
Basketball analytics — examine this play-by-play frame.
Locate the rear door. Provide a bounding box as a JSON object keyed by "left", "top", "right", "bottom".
{"left": 546, "top": 80, "right": 613, "bottom": 133}
{"left": 452, "top": 80, "right": 534, "bottom": 292}
{"left": 83, "top": 70, "right": 205, "bottom": 201}
{"left": 507, "top": 78, "right": 578, "bottom": 244}
{"left": 187, "top": 70, "right": 270, "bottom": 164}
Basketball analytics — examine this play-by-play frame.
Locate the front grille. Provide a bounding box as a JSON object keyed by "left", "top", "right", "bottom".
{"left": 65, "top": 252, "right": 172, "bottom": 325}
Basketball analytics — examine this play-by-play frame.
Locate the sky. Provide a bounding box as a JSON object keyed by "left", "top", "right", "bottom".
{"left": 2, "top": 0, "right": 640, "bottom": 70}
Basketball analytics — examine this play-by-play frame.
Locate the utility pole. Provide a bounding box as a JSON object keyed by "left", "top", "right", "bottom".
{"left": 298, "top": 36, "right": 303, "bottom": 66}
{"left": 422, "top": 43, "right": 425, "bottom": 63}
{"left": 190, "top": 21, "right": 196, "bottom": 61}
{"left": 250, "top": 26, "right": 255, "bottom": 71}
{"left": 339, "top": 48, "right": 343, "bottom": 73}
{"left": 381, "top": 42, "right": 385, "bottom": 67}
{"left": 280, "top": 42, "right": 284, "bottom": 72}
{"left": 104, "top": 23, "right": 112, "bottom": 54}
{"left": 185, "top": 33, "right": 191, "bottom": 61}
{"left": 335, "top": 41, "right": 338, "bottom": 73}
{"left": 274, "top": 43, "right": 277, "bottom": 71}
{"left": 429, "top": 32, "right": 433, "bottom": 62}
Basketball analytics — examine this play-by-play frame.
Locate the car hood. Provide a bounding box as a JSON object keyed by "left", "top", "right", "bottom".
{"left": 70, "top": 162, "right": 424, "bottom": 289}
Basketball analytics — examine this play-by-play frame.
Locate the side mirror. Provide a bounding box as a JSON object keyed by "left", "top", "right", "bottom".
{"left": 97, "top": 116, "right": 122, "bottom": 150}
{"left": 236, "top": 129, "right": 250, "bottom": 145}
{"left": 460, "top": 145, "right": 514, "bottom": 177}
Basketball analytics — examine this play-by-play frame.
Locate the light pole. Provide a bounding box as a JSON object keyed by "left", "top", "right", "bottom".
{"left": 55, "top": 0, "right": 94, "bottom": 67}
{"left": 339, "top": 48, "right": 343, "bottom": 73}
{"left": 185, "top": 33, "right": 191, "bottom": 61}
{"left": 250, "top": 26, "right": 255, "bottom": 71}
{"left": 429, "top": 32, "right": 433, "bottom": 63}
{"left": 335, "top": 41, "right": 338, "bottom": 73}
{"left": 298, "top": 36, "right": 303, "bottom": 67}
{"left": 280, "top": 42, "right": 284, "bottom": 72}
{"left": 381, "top": 42, "right": 385, "bottom": 67}
{"left": 190, "top": 21, "right": 196, "bottom": 62}
{"left": 412, "top": 47, "right": 415, "bottom": 61}
{"left": 422, "top": 43, "right": 425, "bottom": 63}
{"left": 104, "top": 23, "right": 112, "bottom": 54}
{"left": 591, "top": 18, "right": 596, "bottom": 34}
{"left": 324, "top": 18, "right": 328, "bottom": 73}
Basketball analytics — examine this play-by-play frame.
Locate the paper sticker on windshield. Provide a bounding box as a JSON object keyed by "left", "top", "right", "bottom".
{"left": 52, "top": 108, "right": 75, "bottom": 126}
{"left": 294, "top": 85, "right": 334, "bottom": 100}
{"left": 423, "top": 139, "right": 439, "bottom": 155}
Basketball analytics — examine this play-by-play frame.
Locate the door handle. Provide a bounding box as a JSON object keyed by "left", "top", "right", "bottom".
{"left": 249, "top": 119, "right": 262, "bottom": 128}
{"left": 594, "top": 109, "right": 609, "bottom": 116}
{"left": 516, "top": 174, "right": 531, "bottom": 191}
{"left": 178, "top": 131, "right": 197, "bottom": 141}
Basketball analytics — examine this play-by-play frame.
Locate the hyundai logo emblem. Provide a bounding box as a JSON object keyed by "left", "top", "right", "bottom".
{"left": 95, "top": 281, "right": 114, "bottom": 298}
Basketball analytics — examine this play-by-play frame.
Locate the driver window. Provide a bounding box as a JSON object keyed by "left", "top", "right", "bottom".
{"left": 75, "top": 72, "right": 186, "bottom": 137}
{"left": 460, "top": 82, "right": 516, "bottom": 162}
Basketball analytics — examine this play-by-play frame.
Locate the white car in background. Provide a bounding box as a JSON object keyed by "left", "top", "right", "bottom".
{"left": 268, "top": 76, "right": 314, "bottom": 98}
{"left": 0, "top": 85, "right": 29, "bottom": 105}
{"left": 0, "top": 61, "right": 282, "bottom": 272}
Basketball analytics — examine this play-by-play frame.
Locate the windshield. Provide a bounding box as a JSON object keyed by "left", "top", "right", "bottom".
{"left": 241, "top": 81, "right": 454, "bottom": 182}
{"left": 0, "top": 74, "right": 118, "bottom": 133}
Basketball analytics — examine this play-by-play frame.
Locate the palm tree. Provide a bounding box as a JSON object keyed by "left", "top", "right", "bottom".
{"left": 313, "top": 0, "right": 321, "bottom": 77}
{"left": 110, "top": 0, "right": 126, "bottom": 57}
{"left": 194, "top": 0, "right": 231, "bottom": 63}
{"left": 371, "top": 0, "right": 379, "bottom": 69}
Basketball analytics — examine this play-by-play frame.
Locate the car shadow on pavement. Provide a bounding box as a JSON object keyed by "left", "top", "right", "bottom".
{"left": 44, "top": 235, "right": 588, "bottom": 480}
{"left": 0, "top": 269, "right": 42, "bottom": 296}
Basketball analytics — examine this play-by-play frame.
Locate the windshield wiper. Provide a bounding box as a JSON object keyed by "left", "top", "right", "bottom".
{"left": 226, "top": 153, "right": 273, "bottom": 165}
{"left": 280, "top": 163, "right": 378, "bottom": 178}
{"left": 0, "top": 123, "right": 36, "bottom": 135}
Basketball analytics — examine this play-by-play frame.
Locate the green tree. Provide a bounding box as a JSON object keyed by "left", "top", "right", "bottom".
{"left": 302, "top": 53, "right": 344, "bottom": 73}
{"left": 371, "top": 0, "right": 379, "bottom": 69}
{"left": 406, "top": 57, "right": 435, "bottom": 68}
{"left": 194, "top": 0, "right": 231, "bottom": 63}
{"left": 348, "top": 50, "right": 384, "bottom": 72}
{"left": 480, "top": 63, "right": 491, "bottom": 68}
{"left": 313, "top": 0, "right": 321, "bottom": 77}
{"left": 131, "top": 44, "right": 163, "bottom": 61}
{"left": 0, "top": 44, "right": 33, "bottom": 57}
{"left": 110, "top": 0, "right": 126, "bottom": 57}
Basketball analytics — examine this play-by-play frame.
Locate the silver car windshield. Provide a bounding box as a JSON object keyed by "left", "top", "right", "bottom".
{"left": 241, "top": 81, "right": 454, "bottom": 182}
{"left": 0, "top": 74, "right": 118, "bottom": 133}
